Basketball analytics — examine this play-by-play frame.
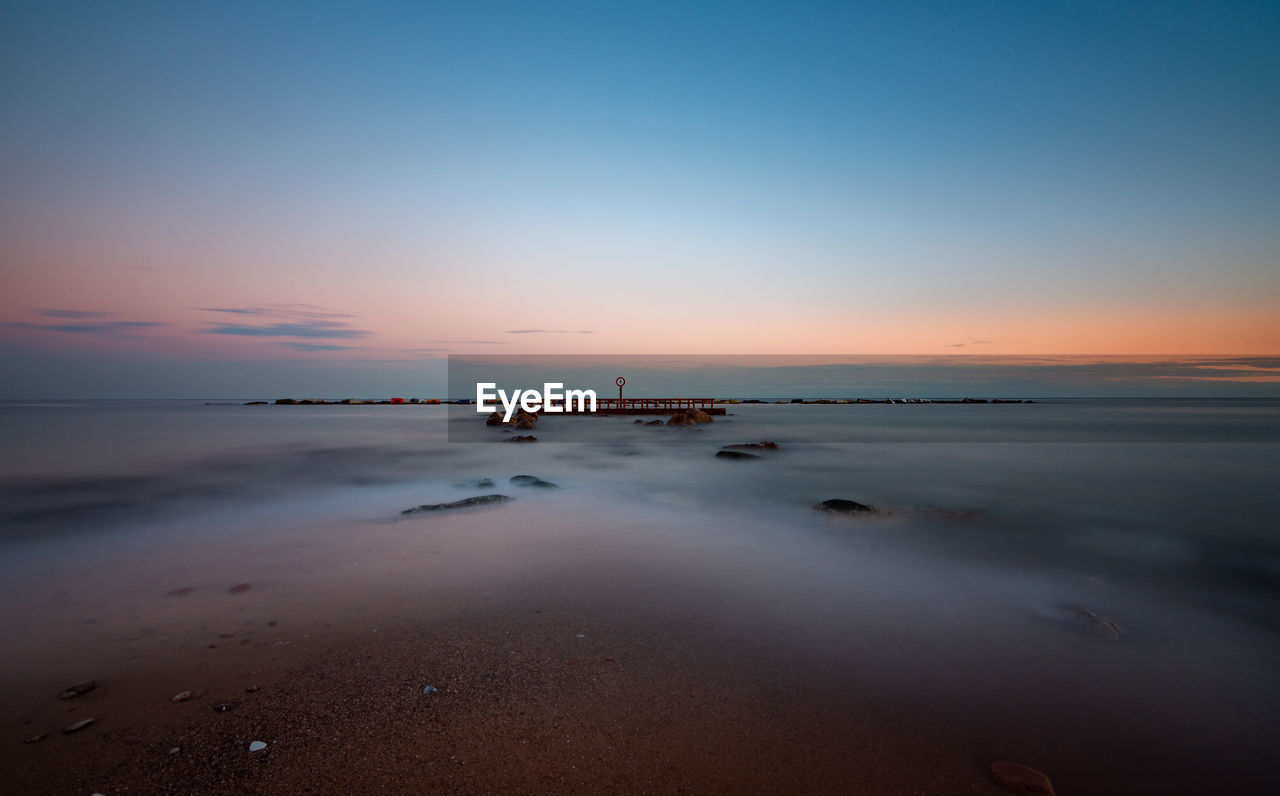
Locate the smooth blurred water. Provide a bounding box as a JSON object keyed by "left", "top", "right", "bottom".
{"left": 1, "top": 398, "right": 1278, "bottom": 781}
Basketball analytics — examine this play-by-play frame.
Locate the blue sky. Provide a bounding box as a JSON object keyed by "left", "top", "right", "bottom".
{"left": 1, "top": 1, "right": 1277, "bottom": 396}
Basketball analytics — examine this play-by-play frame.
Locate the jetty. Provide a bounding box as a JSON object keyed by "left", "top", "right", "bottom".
{"left": 557, "top": 397, "right": 725, "bottom": 416}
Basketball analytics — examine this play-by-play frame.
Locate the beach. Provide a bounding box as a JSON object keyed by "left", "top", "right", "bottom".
{"left": 2, "top": 401, "right": 1279, "bottom": 793}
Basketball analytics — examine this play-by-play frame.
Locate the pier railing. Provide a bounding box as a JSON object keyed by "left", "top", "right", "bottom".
{"left": 550, "top": 397, "right": 719, "bottom": 413}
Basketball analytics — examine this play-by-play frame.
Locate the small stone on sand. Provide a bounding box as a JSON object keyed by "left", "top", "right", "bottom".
{"left": 59, "top": 680, "right": 97, "bottom": 699}
{"left": 991, "top": 761, "right": 1056, "bottom": 795}
{"left": 249, "top": 741, "right": 267, "bottom": 752}
{"left": 171, "top": 691, "right": 192, "bottom": 703}
{"left": 63, "top": 718, "right": 95, "bottom": 733}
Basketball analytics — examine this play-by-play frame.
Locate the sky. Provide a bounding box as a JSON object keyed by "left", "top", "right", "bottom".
{"left": 1, "top": 0, "right": 1278, "bottom": 397}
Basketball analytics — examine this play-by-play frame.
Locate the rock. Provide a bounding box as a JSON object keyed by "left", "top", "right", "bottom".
{"left": 229, "top": 583, "right": 251, "bottom": 594}
{"left": 505, "top": 435, "right": 538, "bottom": 443}
{"left": 249, "top": 741, "right": 267, "bottom": 752}
{"left": 513, "top": 416, "right": 536, "bottom": 430}
{"left": 422, "top": 685, "right": 438, "bottom": 695}
{"left": 633, "top": 419, "right": 644, "bottom": 424}
{"left": 724, "top": 441, "right": 779, "bottom": 451}
{"left": 246, "top": 685, "right": 260, "bottom": 693}
{"left": 243, "top": 401, "right": 268, "bottom": 405}
{"left": 644, "top": 419, "right": 665, "bottom": 426}
{"left": 59, "top": 680, "right": 97, "bottom": 699}
{"left": 63, "top": 718, "right": 95, "bottom": 733}
{"left": 168, "top": 747, "right": 180, "bottom": 754}
{"left": 211, "top": 701, "right": 239, "bottom": 712}
{"left": 455, "top": 478, "right": 496, "bottom": 488}
{"left": 666, "top": 413, "right": 693, "bottom": 426}
{"left": 485, "top": 411, "right": 504, "bottom": 426}
{"left": 814, "top": 498, "right": 877, "bottom": 514}
{"left": 23, "top": 733, "right": 47, "bottom": 744}
{"left": 167, "top": 587, "right": 194, "bottom": 597}
{"left": 510, "top": 475, "right": 558, "bottom": 488}
{"left": 274, "top": 398, "right": 298, "bottom": 405}
{"left": 401, "top": 495, "right": 512, "bottom": 514}
{"left": 990, "top": 761, "right": 1056, "bottom": 795}
{"left": 715, "top": 450, "right": 760, "bottom": 460}
{"left": 171, "top": 691, "right": 192, "bottom": 703}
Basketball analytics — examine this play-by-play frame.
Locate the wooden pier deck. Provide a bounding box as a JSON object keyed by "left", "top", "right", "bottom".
{"left": 557, "top": 398, "right": 725, "bottom": 416}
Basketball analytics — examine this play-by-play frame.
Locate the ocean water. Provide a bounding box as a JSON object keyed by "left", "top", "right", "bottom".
{"left": 2, "top": 399, "right": 1279, "bottom": 789}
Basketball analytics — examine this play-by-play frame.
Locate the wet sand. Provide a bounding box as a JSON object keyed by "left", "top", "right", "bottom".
{"left": 3, "top": 495, "right": 1279, "bottom": 794}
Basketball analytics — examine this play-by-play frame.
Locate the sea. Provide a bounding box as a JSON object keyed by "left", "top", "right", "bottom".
{"left": 1, "top": 398, "right": 1278, "bottom": 790}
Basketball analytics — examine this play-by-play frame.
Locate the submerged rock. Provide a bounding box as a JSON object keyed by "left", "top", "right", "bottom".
{"left": 1076, "top": 608, "right": 1122, "bottom": 641}
{"left": 455, "top": 478, "right": 496, "bottom": 489}
{"left": 991, "top": 761, "right": 1056, "bottom": 795}
{"left": 814, "top": 499, "right": 877, "bottom": 515}
{"left": 401, "top": 495, "right": 512, "bottom": 514}
{"left": 485, "top": 411, "right": 504, "bottom": 426}
{"left": 505, "top": 435, "right": 538, "bottom": 443}
{"left": 715, "top": 450, "right": 760, "bottom": 460}
{"left": 723, "top": 441, "right": 779, "bottom": 451}
{"left": 229, "top": 583, "right": 251, "bottom": 594}
{"left": 644, "top": 419, "right": 665, "bottom": 426}
{"left": 667, "top": 409, "right": 714, "bottom": 426}
{"left": 510, "top": 475, "right": 558, "bottom": 488}
{"left": 59, "top": 680, "right": 97, "bottom": 700}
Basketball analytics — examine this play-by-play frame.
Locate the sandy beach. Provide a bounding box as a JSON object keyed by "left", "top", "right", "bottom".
{"left": 4, "top": 470, "right": 1278, "bottom": 795}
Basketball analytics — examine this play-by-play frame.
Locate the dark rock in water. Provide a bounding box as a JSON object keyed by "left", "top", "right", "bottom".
{"left": 991, "top": 761, "right": 1056, "bottom": 795}
{"left": 455, "top": 478, "right": 495, "bottom": 489}
{"left": 229, "top": 583, "right": 251, "bottom": 594}
{"left": 211, "top": 701, "right": 239, "bottom": 713}
{"left": 644, "top": 419, "right": 665, "bottom": 426}
{"left": 401, "top": 495, "right": 512, "bottom": 514}
{"left": 814, "top": 499, "right": 877, "bottom": 514}
{"left": 485, "top": 411, "right": 504, "bottom": 426}
{"left": 505, "top": 435, "right": 538, "bottom": 443}
{"left": 167, "top": 587, "right": 194, "bottom": 597}
{"left": 724, "top": 441, "right": 779, "bottom": 451}
{"left": 59, "top": 680, "right": 97, "bottom": 700}
{"left": 633, "top": 419, "right": 644, "bottom": 424}
{"left": 274, "top": 398, "right": 298, "bottom": 405}
{"left": 715, "top": 450, "right": 760, "bottom": 460}
{"left": 62, "top": 718, "right": 95, "bottom": 733}
{"left": 510, "top": 475, "right": 558, "bottom": 488}
{"left": 513, "top": 416, "right": 536, "bottom": 430}
{"left": 243, "top": 401, "right": 268, "bottom": 405}
{"left": 667, "top": 409, "right": 714, "bottom": 426}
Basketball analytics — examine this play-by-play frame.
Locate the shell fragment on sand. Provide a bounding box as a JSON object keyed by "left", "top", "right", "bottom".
{"left": 63, "top": 718, "right": 95, "bottom": 733}
{"left": 59, "top": 680, "right": 97, "bottom": 699}
{"left": 991, "top": 761, "right": 1056, "bottom": 795}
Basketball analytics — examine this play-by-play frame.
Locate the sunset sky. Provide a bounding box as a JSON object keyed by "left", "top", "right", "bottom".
{"left": 1, "top": 1, "right": 1277, "bottom": 397}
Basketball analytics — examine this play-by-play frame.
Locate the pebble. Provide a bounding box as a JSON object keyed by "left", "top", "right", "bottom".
{"left": 211, "top": 701, "right": 239, "bottom": 712}
{"left": 229, "top": 583, "right": 251, "bottom": 594}
{"left": 23, "top": 733, "right": 47, "bottom": 744}
{"left": 246, "top": 685, "right": 260, "bottom": 693}
{"left": 422, "top": 685, "right": 438, "bottom": 695}
{"left": 991, "top": 761, "right": 1056, "bottom": 795}
{"left": 249, "top": 741, "right": 267, "bottom": 752}
{"left": 63, "top": 718, "right": 95, "bottom": 733}
{"left": 172, "top": 691, "right": 192, "bottom": 703}
{"left": 168, "top": 747, "right": 180, "bottom": 754}
{"left": 59, "top": 680, "right": 98, "bottom": 700}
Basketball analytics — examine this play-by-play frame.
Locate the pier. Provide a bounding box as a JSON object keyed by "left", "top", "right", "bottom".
{"left": 556, "top": 397, "right": 725, "bottom": 416}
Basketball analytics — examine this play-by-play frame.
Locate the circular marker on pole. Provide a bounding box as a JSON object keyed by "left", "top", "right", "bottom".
{"left": 616, "top": 377, "right": 626, "bottom": 401}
